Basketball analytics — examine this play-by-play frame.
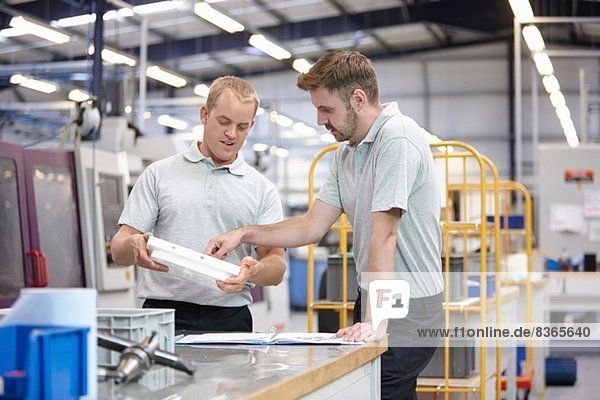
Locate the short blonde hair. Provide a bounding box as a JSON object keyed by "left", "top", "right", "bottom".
{"left": 297, "top": 50, "right": 379, "bottom": 107}
{"left": 206, "top": 76, "right": 260, "bottom": 116}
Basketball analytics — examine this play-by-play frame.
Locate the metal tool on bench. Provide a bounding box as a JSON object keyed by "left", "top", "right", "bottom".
{"left": 97, "top": 331, "right": 195, "bottom": 384}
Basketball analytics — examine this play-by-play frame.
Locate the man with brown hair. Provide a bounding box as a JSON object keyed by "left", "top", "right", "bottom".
{"left": 207, "top": 52, "right": 443, "bottom": 399}
{"left": 111, "top": 76, "right": 286, "bottom": 332}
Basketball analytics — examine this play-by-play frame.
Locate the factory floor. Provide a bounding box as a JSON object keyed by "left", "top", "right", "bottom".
{"left": 287, "top": 311, "right": 600, "bottom": 400}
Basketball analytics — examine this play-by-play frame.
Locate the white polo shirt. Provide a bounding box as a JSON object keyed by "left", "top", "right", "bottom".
{"left": 318, "top": 102, "right": 444, "bottom": 298}
{"left": 119, "top": 141, "right": 284, "bottom": 307}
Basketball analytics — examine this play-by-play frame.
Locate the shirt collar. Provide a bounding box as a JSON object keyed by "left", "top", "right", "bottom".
{"left": 357, "top": 102, "right": 399, "bottom": 147}
{"left": 183, "top": 141, "right": 249, "bottom": 176}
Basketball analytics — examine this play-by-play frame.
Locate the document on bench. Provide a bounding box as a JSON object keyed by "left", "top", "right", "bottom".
{"left": 175, "top": 331, "right": 364, "bottom": 346}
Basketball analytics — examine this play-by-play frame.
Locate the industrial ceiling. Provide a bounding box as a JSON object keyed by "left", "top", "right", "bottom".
{"left": 0, "top": 0, "right": 597, "bottom": 88}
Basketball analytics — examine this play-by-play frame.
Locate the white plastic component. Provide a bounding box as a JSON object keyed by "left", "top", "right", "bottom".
{"left": 147, "top": 236, "right": 241, "bottom": 281}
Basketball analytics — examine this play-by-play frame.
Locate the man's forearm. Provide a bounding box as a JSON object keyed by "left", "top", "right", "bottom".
{"left": 250, "top": 254, "right": 286, "bottom": 286}
{"left": 240, "top": 215, "right": 321, "bottom": 248}
{"left": 111, "top": 225, "right": 145, "bottom": 266}
{"left": 111, "top": 233, "right": 135, "bottom": 265}
{"left": 363, "top": 210, "right": 401, "bottom": 322}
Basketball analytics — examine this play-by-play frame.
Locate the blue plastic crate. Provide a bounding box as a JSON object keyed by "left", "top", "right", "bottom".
{"left": 0, "top": 325, "right": 88, "bottom": 400}
{"left": 546, "top": 357, "right": 577, "bottom": 385}
{"left": 288, "top": 257, "right": 327, "bottom": 309}
{"left": 486, "top": 215, "right": 524, "bottom": 229}
{"left": 546, "top": 258, "right": 560, "bottom": 271}
{"left": 467, "top": 274, "right": 496, "bottom": 298}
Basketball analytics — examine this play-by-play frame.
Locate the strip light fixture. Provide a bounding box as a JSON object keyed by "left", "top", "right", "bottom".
{"left": 88, "top": 45, "right": 136, "bottom": 66}
{"left": 292, "top": 59, "right": 313, "bottom": 74}
{"left": 10, "top": 74, "right": 58, "bottom": 94}
{"left": 508, "top": 0, "right": 534, "bottom": 22}
{"left": 1, "top": 27, "right": 26, "bottom": 37}
{"left": 522, "top": 25, "right": 545, "bottom": 52}
{"left": 55, "top": 13, "right": 96, "bottom": 27}
{"left": 157, "top": 114, "right": 188, "bottom": 130}
{"left": 194, "top": 83, "right": 210, "bottom": 97}
{"left": 509, "top": 0, "right": 579, "bottom": 147}
{"left": 146, "top": 66, "right": 187, "bottom": 88}
{"left": 133, "top": 1, "right": 181, "bottom": 14}
{"left": 68, "top": 89, "right": 91, "bottom": 102}
{"left": 249, "top": 34, "right": 291, "bottom": 60}
{"left": 532, "top": 52, "right": 553, "bottom": 76}
{"left": 542, "top": 75, "right": 560, "bottom": 93}
{"left": 9, "top": 16, "right": 70, "bottom": 44}
{"left": 194, "top": 2, "right": 244, "bottom": 33}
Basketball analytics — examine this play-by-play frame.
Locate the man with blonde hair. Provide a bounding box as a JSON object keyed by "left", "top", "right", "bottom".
{"left": 207, "top": 53, "right": 443, "bottom": 399}
{"left": 112, "top": 76, "right": 286, "bottom": 332}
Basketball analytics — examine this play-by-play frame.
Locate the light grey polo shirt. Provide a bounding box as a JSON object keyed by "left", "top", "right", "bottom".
{"left": 119, "top": 141, "right": 284, "bottom": 307}
{"left": 318, "top": 102, "right": 444, "bottom": 298}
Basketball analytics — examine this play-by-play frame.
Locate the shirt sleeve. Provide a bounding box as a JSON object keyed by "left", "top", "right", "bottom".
{"left": 118, "top": 165, "right": 159, "bottom": 233}
{"left": 316, "top": 149, "right": 343, "bottom": 210}
{"left": 372, "top": 137, "right": 422, "bottom": 214}
{"left": 257, "top": 182, "right": 284, "bottom": 225}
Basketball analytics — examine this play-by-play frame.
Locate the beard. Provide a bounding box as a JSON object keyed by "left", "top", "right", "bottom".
{"left": 328, "top": 106, "right": 359, "bottom": 144}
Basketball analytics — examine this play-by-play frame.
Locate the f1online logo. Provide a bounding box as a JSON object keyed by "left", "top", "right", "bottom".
{"left": 369, "top": 280, "right": 411, "bottom": 331}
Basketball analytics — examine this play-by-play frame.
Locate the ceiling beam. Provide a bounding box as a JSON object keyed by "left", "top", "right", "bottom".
{"left": 133, "top": 0, "right": 513, "bottom": 62}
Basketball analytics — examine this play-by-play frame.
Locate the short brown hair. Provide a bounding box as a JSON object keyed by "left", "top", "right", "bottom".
{"left": 296, "top": 51, "right": 379, "bottom": 106}
{"left": 206, "top": 76, "right": 260, "bottom": 115}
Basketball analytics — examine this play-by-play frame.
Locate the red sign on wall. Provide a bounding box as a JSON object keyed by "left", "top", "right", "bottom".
{"left": 564, "top": 169, "right": 594, "bottom": 183}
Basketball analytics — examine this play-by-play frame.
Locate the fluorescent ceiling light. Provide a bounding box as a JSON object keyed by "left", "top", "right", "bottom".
{"left": 55, "top": 13, "right": 96, "bottom": 27}
{"left": 68, "top": 89, "right": 90, "bottom": 102}
{"left": 560, "top": 117, "right": 574, "bottom": 131}
{"left": 533, "top": 52, "right": 553, "bottom": 76}
{"left": 550, "top": 91, "right": 566, "bottom": 108}
{"left": 88, "top": 45, "right": 136, "bottom": 66}
{"left": 293, "top": 122, "right": 316, "bottom": 137}
{"left": 565, "top": 129, "right": 579, "bottom": 148}
{"left": 157, "top": 114, "right": 188, "bottom": 130}
{"left": 255, "top": 107, "right": 265, "bottom": 116}
{"left": 194, "top": 2, "right": 244, "bottom": 33}
{"left": 542, "top": 75, "right": 560, "bottom": 93}
{"left": 102, "top": 48, "right": 136, "bottom": 66}
{"left": 555, "top": 105, "right": 570, "bottom": 121}
{"left": 275, "top": 114, "right": 293, "bottom": 127}
{"left": 133, "top": 1, "right": 179, "bottom": 15}
{"left": 320, "top": 133, "right": 336, "bottom": 144}
{"left": 522, "top": 25, "right": 545, "bottom": 52}
{"left": 104, "top": 8, "right": 134, "bottom": 20}
{"left": 249, "top": 34, "right": 291, "bottom": 60}
{"left": 292, "top": 58, "right": 312, "bottom": 74}
{"left": 146, "top": 66, "right": 187, "bottom": 88}
{"left": 252, "top": 143, "right": 269, "bottom": 152}
{"left": 0, "top": 27, "right": 26, "bottom": 37}
{"left": 275, "top": 148, "right": 289, "bottom": 158}
{"left": 10, "top": 16, "right": 70, "bottom": 44}
{"left": 194, "top": 83, "right": 210, "bottom": 97}
{"left": 508, "top": 0, "right": 534, "bottom": 22}
{"left": 10, "top": 74, "right": 57, "bottom": 94}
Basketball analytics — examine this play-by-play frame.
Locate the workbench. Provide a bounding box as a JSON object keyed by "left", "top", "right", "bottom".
{"left": 98, "top": 340, "right": 386, "bottom": 399}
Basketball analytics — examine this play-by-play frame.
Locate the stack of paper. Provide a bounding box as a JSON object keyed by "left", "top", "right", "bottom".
{"left": 176, "top": 332, "right": 364, "bottom": 345}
